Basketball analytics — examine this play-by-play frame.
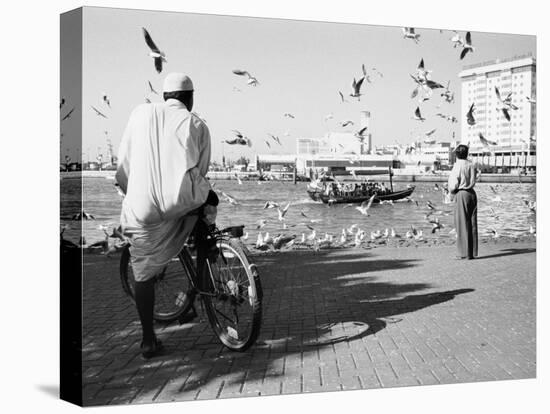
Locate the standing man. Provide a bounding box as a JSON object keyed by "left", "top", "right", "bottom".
{"left": 116, "top": 73, "right": 217, "bottom": 359}
{"left": 448, "top": 144, "right": 478, "bottom": 260}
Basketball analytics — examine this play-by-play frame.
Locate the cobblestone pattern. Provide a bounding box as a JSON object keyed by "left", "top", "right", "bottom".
{"left": 81, "top": 240, "right": 536, "bottom": 406}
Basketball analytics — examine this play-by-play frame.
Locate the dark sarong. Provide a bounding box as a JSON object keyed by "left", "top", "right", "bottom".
{"left": 454, "top": 189, "right": 478, "bottom": 258}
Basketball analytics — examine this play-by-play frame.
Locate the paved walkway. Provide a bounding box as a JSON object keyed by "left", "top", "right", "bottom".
{"left": 82, "top": 239, "right": 536, "bottom": 406}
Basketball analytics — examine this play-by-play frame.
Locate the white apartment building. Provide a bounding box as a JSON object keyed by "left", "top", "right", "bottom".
{"left": 459, "top": 54, "right": 536, "bottom": 157}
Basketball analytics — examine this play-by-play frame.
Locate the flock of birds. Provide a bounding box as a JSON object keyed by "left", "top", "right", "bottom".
{"left": 211, "top": 181, "right": 536, "bottom": 254}
{"left": 60, "top": 24, "right": 537, "bottom": 254}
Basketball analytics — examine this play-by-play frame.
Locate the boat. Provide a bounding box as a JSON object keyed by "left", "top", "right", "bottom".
{"left": 306, "top": 167, "right": 415, "bottom": 204}
{"left": 307, "top": 185, "right": 415, "bottom": 204}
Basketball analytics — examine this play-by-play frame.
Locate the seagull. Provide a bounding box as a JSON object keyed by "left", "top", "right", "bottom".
{"left": 263, "top": 201, "right": 279, "bottom": 209}
{"left": 460, "top": 31, "right": 474, "bottom": 60}
{"left": 402, "top": 27, "right": 420, "bottom": 43}
{"left": 489, "top": 228, "right": 500, "bottom": 239}
{"left": 72, "top": 211, "right": 95, "bottom": 220}
{"left": 91, "top": 106, "right": 108, "bottom": 118}
{"left": 102, "top": 93, "right": 111, "bottom": 108}
{"left": 354, "top": 126, "right": 368, "bottom": 142}
{"left": 268, "top": 133, "right": 282, "bottom": 145}
{"left": 525, "top": 96, "right": 536, "bottom": 104}
{"left": 495, "top": 87, "right": 517, "bottom": 109}
{"left": 256, "top": 219, "right": 268, "bottom": 229}
{"left": 349, "top": 77, "right": 365, "bottom": 100}
{"left": 142, "top": 27, "right": 167, "bottom": 73}
{"left": 232, "top": 69, "right": 259, "bottom": 86}
{"left": 499, "top": 107, "right": 511, "bottom": 122}
{"left": 338, "top": 91, "right": 348, "bottom": 103}
{"left": 221, "top": 191, "right": 239, "bottom": 205}
{"left": 412, "top": 107, "right": 426, "bottom": 122}
{"left": 226, "top": 130, "right": 252, "bottom": 146}
{"left": 466, "top": 103, "right": 476, "bottom": 125}
{"left": 450, "top": 31, "right": 464, "bottom": 48}
{"left": 441, "top": 81, "right": 454, "bottom": 103}
{"left": 265, "top": 140, "right": 271, "bottom": 148}
{"left": 370, "top": 230, "right": 382, "bottom": 240}
{"left": 234, "top": 174, "right": 243, "bottom": 185}
{"left": 256, "top": 232, "right": 269, "bottom": 250}
{"left": 147, "top": 80, "right": 158, "bottom": 95}
{"left": 339, "top": 120, "right": 354, "bottom": 128}
{"left": 283, "top": 113, "right": 295, "bottom": 119}
{"left": 277, "top": 203, "right": 291, "bottom": 221}
{"left": 356, "top": 194, "right": 376, "bottom": 216}
{"left": 324, "top": 113, "right": 334, "bottom": 122}
{"left": 60, "top": 97, "right": 66, "bottom": 109}
{"left": 61, "top": 107, "right": 75, "bottom": 121}
{"left": 417, "top": 58, "right": 431, "bottom": 80}
{"left": 145, "top": 97, "right": 152, "bottom": 104}
{"left": 390, "top": 228, "right": 399, "bottom": 238}
{"left": 479, "top": 133, "right": 498, "bottom": 148}
{"left": 425, "top": 128, "right": 437, "bottom": 138}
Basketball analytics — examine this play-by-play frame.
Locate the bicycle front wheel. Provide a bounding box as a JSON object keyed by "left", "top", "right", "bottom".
{"left": 120, "top": 245, "right": 195, "bottom": 322}
{"left": 202, "top": 238, "right": 263, "bottom": 351}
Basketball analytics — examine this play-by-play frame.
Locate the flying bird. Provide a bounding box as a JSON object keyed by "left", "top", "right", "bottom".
{"left": 142, "top": 27, "right": 167, "bottom": 73}
{"left": 147, "top": 80, "right": 158, "bottom": 95}
{"left": 226, "top": 130, "right": 252, "bottom": 146}
{"left": 144, "top": 97, "right": 152, "bottom": 104}
{"left": 425, "top": 128, "right": 437, "bottom": 137}
{"left": 283, "top": 113, "right": 295, "bottom": 119}
{"left": 402, "top": 27, "right": 420, "bottom": 43}
{"left": 61, "top": 107, "right": 75, "bottom": 121}
{"left": 417, "top": 58, "right": 431, "bottom": 80}
{"left": 339, "top": 120, "right": 354, "bottom": 128}
{"left": 338, "top": 91, "right": 348, "bottom": 103}
{"left": 478, "top": 133, "right": 497, "bottom": 148}
{"left": 277, "top": 203, "right": 291, "bottom": 221}
{"left": 525, "top": 96, "right": 536, "bottom": 104}
{"left": 441, "top": 81, "right": 454, "bottom": 103}
{"left": 466, "top": 103, "right": 476, "bottom": 125}
{"left": 221, "top": 191, "right": 239, "bottom": 205}
{"left": 102, "top": 93, "right": 111, "bottom": 108}
{"left": 268, "top": 133, "right": 282, "bottom": 145}
{"left": 349, "top": 77, "right": 365, "bottom": 100}
{"left": 460, "top": 31, "right": 474, "bottom": 60}
{"left": 356, "top": 195, "right": 376, "bottom": 216}
{"left": 91, "top": 106, "right": 108, "bottom": 118}
{"left": 450, "top": 31, "right": 465, "bottom": 48}
{"left": 354, "top": 126, "right": 368, "bottom": 141}
{"left": 412, "top": 107, "right": 426, "bottom": 122}
{"left": 232, "top": 69, "right": 259, "bottom": 86}
{"left": 60, "top": 97, "right": 66, "bottom": 109}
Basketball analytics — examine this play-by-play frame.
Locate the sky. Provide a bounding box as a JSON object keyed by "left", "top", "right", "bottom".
{"left": 60, "top": 6, "right": 536, "bottom": 163}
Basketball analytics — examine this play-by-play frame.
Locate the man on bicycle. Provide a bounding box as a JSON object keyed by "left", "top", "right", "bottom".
{"left": 116, "top": 73, "right": 218, "bottom": 359}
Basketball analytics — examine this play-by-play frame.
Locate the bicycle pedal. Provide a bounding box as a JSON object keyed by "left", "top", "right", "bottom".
{"left": 178, "top": 305, "right": 198, "bottom": 325}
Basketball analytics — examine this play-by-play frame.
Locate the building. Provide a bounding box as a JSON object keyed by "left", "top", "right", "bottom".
{"left": 459, "top": 54, "right": 536, "bottom": 170}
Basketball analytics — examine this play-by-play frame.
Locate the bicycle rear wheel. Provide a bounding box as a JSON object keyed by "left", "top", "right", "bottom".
{"left": 201, "top": 238, "right": 263, "bottom": 351}
{"left": 120, "top": 245, "right": 195, "bottom": 322}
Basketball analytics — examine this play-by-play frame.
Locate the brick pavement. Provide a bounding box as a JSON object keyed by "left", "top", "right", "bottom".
{"left": 81, "top": 239, "right": 536, "bottom": 406}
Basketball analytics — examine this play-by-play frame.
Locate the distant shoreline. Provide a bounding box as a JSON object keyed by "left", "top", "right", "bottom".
{"left": 60, "top": 170, "right": 536, "bottom": 184}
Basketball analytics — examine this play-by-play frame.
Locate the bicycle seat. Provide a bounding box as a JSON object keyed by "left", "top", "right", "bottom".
{"left": 221, "top": 225, "right": 245, "bottom": 238}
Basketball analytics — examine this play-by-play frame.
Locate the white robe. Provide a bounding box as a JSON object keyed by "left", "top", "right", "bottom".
{"left": 116, "top": 99, "right": 211, "bottom": 281}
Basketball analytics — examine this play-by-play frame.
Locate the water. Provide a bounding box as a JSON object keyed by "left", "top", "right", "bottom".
{"left": 60, "top": 177, "right": 536, "bottom": 246}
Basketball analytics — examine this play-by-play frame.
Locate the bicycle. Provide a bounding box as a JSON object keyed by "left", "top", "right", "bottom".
{"left": 120, "top": 219, "right": 263, "bottom": 352}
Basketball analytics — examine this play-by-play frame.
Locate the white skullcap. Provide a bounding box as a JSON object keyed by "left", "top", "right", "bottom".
{"left": 162, "top": 73, "right": 194, "bottom": 93}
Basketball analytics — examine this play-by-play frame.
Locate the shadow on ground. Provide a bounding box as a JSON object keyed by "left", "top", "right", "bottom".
{"left": 475, "top": 248, "right": 536, "bottom": 260}
{"left": 82, "top": 248, "right": 474, "bottom": 404}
